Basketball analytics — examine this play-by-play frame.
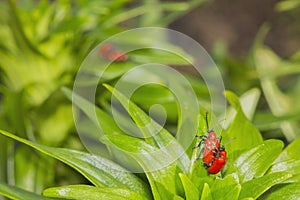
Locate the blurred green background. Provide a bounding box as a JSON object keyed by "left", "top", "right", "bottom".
{"left": 0, "top": 0, "right": 299, "bottom": 197}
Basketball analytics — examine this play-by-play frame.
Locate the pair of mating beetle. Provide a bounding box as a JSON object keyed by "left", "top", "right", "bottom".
{"left": 195, "top": 112, "right": 228, "bottom": 174}
{"left": 99, "top": 43, "right": 128, "bottom": 62}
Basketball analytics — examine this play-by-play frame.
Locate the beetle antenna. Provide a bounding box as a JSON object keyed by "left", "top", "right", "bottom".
{"left": 205, "top": 111, "right": 210, "bottom": 131}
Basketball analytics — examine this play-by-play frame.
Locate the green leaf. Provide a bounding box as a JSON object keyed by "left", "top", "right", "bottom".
{"left": 101, "top": 134, "right": 179, "bottom": 199}
{"left": 269, "top": 136, "right": 300, "bottom": 175}
{"left": 276, "top": 0, "right": 300, "bottom": 11}
{"left": 0, "top": 182, "right": 55, "bottom": 200}
{"left": 253, "top": 46, "right": 298, "bottom": 141}
{"left": 62, "top": 87, "right": 124, "bottom": 136}
{"left": 43, "top": 185, "right": 148, "bottom": 200}
{"left": 14, "top": 146, "right": 54, "bottom": 193}
{"left": 261, "top": 183, "right": 300, "bottom": 200}
{"left": 210, "top": 175, "right": 240, "bottom": 200}
{"left": 239, "top": 172, "right": 292, "bottom": 199}
{"left": 0, "top": 130, "right": 151, "bottom": 199}
{"left": 227, "top": 140, "right": 284, "bottom": 183}
{"left": 273, "top": 136, "right": 300, "bottom": 162}
{"left": 103, "top": 83, "right": 190, "bottom": 171}
{"left": 224, "top": 91, "right": 263, "bottom": 154}
{"left": 224, "top": 88, "right": 261, "bottom": 129}
{"left": 179, "top": 173, "right": 199, "bottom": 200}
{"left": 130, "top": 49, "right": 190, "bottom": 65}
{"left": 63, "top": 87, "right": 147, "bottom": 171}
{"left": 200, "top": 183, "right": 212, "bottom": 200}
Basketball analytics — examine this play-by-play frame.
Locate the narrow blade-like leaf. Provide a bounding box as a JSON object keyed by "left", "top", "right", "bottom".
{"left": 179, "top": 173, "right": 199, "bottom": 200}
{"left": 43, "top": 185, "right": 148, "bottom": 200}
{"left": 0, "top": 130, "right": 151, "bottom": 198}
{"left": 0, "top": 182, "right": 55, "bottom": 200}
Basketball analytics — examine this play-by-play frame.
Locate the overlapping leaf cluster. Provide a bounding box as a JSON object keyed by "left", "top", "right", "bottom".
{"left": 1, "top": 86, "right": 300, "bottom": 199}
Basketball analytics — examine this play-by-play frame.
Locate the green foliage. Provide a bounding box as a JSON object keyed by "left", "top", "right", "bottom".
{"left": 0, "top": 0, "right": 299, "bottom": 199}
{"left": 0, "top": 0, "right": 206, "bottom": 196}
{"left": 1, "top": 87, "right": 300, "bottom": 199}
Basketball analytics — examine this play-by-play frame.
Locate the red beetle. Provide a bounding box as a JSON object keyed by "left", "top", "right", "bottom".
{"left": 195, "top": 112, "right": 228, "bottom": 174}
{"left": 99, "top": 43, "right": 128, "bottom": 62}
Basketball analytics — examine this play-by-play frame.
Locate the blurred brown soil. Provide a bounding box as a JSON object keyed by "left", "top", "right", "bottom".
{"left": 169, "top": 0, "right": 300, "bottom": 58}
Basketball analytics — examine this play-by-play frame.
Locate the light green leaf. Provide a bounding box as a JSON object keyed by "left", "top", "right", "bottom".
{"left": 254, "top": 46, "right": 298, "bottom": 141}
{"left": 179, "top": 173, "right": 199, "bottom": 200}
{"left": 43, "top": 185, "right": 148, "bottom": 200}
{"left": 262, "top": 183, "right": 300, "bottom": 200}
{"left": 224, "top": 91, "right": 263, "bottom": 154}
{"left": 276, "top": 0, "right": 300, "bottom": 11}
{"left": 227, "top": 140, "right": 283, "bottom": 183}
{"left": 269, "top": 136, "right": 300, "bottom": 175}
{"left": 0, "top": 182, "right": 55, "bottom": 200}
{"left": 224, "top": 88, "right": 261, "bottom": 129}
{"left": 0, "top": 130, "right": 151, "bottom": 199}
{"left": 272, "top": 136, "right": 300, "bottom": 162}
{"left": 37, "top": 104, "right": 74, "bottom": 145}
{"left": 239, "top": 172, "right": 292, "bottom": 199}
{"left": 200, "top": 183, "right": 212, "bottom": 200}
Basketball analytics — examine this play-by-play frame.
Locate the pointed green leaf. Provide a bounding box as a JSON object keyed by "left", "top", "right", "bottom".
{"left": 173, "top": 195, "right": 185, "bottom": 200}
{"left": 224, "top": 91, "right": 263, "bottom": 154}
{"left": 103, "top": 84, "right": 190, "bottom": 171}
{"left": 0, "top": 130, "right": 151, "bottom": 199}
{"left": 224, "top": 88, "right": 261, "bottom": 129}
{"left": 179, "top": 173, "right": 200, "bottom": 200}
{"left": 43, "top": 185, "right": 148, "bottom": 200}
{"left": 0, "top": 182, "right": 55, "bottom": 200}
{"left": 239, "top": 172, "right": 292, "bottom": 199}
{"left": 200, "top": 183, "right": 212, "bottom": 200}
